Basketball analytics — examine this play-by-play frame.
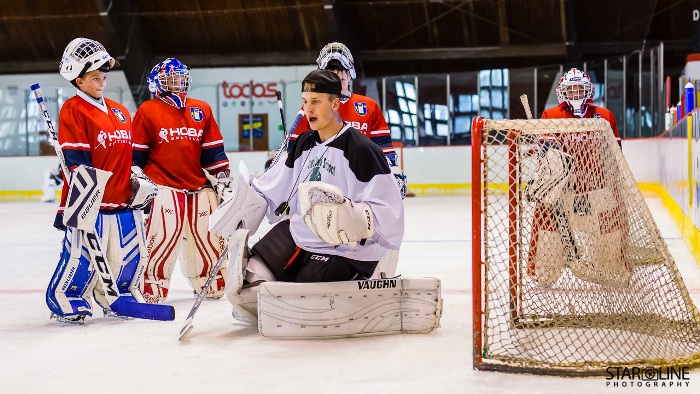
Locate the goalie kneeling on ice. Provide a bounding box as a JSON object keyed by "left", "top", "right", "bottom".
{"left": 242, "top": 278, "right": 443, "bottom": 338}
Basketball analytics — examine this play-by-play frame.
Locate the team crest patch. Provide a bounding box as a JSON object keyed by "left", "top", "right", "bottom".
{"left": 354, "top": 102, "right": 367, "bottom": 116}
{"left": 111, "top": 108, "right": 126, "bottom": 123}
{"left": 190, "top": 107, "right": 204, "bottom": 122}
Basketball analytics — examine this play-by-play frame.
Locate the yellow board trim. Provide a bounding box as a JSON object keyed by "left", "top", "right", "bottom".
{"left": 639, "top": 183, "right": 700, "bottom": 267}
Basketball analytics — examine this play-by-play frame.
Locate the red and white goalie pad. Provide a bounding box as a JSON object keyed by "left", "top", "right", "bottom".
{"left": 142, "top": 186, "right": 226, "bottom": 302}
{"left": 299, "top": 181, "right": 374, "bottom": 247}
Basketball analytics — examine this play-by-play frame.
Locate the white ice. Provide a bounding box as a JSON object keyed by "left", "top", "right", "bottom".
{"left": 0, "top": 195, "right": 697, "bottom": 394}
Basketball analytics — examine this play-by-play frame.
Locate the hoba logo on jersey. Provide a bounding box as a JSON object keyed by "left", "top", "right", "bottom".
{"left": 111, "top": 108, "right": 127, "bottom": 123}
{"left": 97, "top": 129, "right": 131, "bottom": 148}
{"left": 190, "top": 107, "right": 204, "bottom": 122}
{"left": 354, "top": 102, "right": 367, "bottom": 116}
{"left": 357, "top": 279, "right": 397, "bottom": 290}
{"left": 158, "top": 127, "right": 204, "bottom": 142}
{"left": 347, "top": 121, "right": 368, "bottom": 131}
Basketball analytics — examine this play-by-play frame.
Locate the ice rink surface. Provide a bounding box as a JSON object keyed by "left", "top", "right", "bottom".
{"left": 0, "top": 195, "right": 698, "bottom": 394}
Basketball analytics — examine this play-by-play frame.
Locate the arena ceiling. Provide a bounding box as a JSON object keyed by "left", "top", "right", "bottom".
{"left": 0, "top": 0, "right": 692, "bottom": 102}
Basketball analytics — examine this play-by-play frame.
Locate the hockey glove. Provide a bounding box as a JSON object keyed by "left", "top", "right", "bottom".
{"left": 129, "top": 166, "right": 158, "bottom": 210}
{"left": 214, "top": 170, "right": 234, "bottom": 203}
{"left": 299, "top": 182, "right": 375, "bottom": 247}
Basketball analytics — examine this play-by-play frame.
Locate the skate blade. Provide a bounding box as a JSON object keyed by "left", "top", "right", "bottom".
{"left": 51, "top": 313, "right": 86, "bottom": 325}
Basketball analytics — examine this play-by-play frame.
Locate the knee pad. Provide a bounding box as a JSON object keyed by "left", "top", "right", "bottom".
{"left": 46, "top": 228, "right": 98, "bottom": 317}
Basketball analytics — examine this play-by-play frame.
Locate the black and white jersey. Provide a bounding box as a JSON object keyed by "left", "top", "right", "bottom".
{"left": 252, "top": 124, "right": 404, "bottom": 261}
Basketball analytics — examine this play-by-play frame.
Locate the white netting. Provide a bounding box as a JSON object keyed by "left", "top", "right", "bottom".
{"left": 474, "top": 117, "right": 700, "bottom": 375}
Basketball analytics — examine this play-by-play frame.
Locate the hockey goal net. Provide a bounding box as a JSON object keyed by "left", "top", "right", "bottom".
{"left": 471, "top": 117, "right": 700, "bottom": 376}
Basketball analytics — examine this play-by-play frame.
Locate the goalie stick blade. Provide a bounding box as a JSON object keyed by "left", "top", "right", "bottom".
{"left": 111, "top": 298, "right": 175, "bottom": 321}
{"left": 179, "top": 319, "right": 194, "bottom": 341}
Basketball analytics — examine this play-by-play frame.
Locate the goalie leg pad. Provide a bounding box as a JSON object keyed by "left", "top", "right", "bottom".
{"left": 94, "top": 211, "right": 148, "bottom": 304}
{"left": 569, "top": 216, "right": 631, "bottom": 286}
{"left": 529, "top": 229, "right": 565, "bottom": 286}
{"left": 46, "top": 227, "right": 98, "bottom": 318}
{"left": 257, "top": 278, "right": 443, "bottom": 338}
{"left": 141, "top": 187, "right": 186, "bottom": 303}
{"left": 224, "top": 229, "right": 251, "bottom": 303}
{"left": 179, "top": 189, "right": 227, "bottom": 298}
{"left": 230, "top": 286, "right": 259, "bottom": 325}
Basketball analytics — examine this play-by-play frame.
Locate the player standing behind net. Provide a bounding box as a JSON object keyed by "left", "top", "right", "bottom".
{"left": 131, "top": 58, "right": 231, "bottom": 304}
{"left": 288, "top": 42, "right": 407, "bottom": 198}
{"left": 527, "top": 68, "right": 628, "bottom": 286}
{"left": 211, "top": 70, "right": 404, "bottom": 323}
{"left": 46, "top": 38, "right": 158, "bottom": 323}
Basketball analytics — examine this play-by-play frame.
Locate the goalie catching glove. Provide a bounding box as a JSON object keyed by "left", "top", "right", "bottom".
{"left": 129, "top": 166, "right": 158, "bottom": 209}
{"left": 299, "top": 182, "right": 374, "bottom": 247}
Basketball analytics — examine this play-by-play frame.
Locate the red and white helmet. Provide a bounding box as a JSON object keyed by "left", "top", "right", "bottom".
{"left": 59, "top": 38, "right": 116, "bottom": 84}
{"left": 316, "top": 42, "right": 356, "bottom": 79}
{"left": 556, "top": 68, "right": 594, "bottom": 117}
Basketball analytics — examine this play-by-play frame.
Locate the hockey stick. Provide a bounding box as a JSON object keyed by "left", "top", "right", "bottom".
{"left": 520, "top": 93, "right": 580, "bottom": 262}
{"left": 520, "top": 94, "right": 533, "bottom": 120}
{"left": 30, "top": 83, "right": 174, "bottom": 321}
{"left": 269, "top": 91, "right": 303, "bottom": 168}
{"left": 179, "top": 243, "right": 230, "bottom": 340}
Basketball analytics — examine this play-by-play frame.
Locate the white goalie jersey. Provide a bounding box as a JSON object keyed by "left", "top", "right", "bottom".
{"left": 252, "top": 124, "right": 404, "bottom": 261}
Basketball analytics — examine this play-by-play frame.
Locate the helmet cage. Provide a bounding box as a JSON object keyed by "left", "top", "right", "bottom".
{"left": 556, "top": 68, "right": 594, "bottom": 117}
{"left": 147, "top": 58, "right": 191, "bottom": 96}
{"left": 316, "top": 42, "right": 356, "bottom": 80}
{"left": 59, "top": 38, "right": 116, "bottom": 83}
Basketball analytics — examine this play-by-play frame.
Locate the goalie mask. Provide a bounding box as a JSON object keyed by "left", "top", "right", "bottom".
{"left": 316, "top": 42, "right": 356, "bottom": 80}
{"left": 556, "top": 68, "right": 594, "bottom": 117}
{"left": 147, "top": 58, "right": 191, "bottom": 109}
{"left": 59, "top": 38, "right": 116, "bottom": 88}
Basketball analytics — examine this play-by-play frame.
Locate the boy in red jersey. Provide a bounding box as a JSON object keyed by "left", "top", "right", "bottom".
{"left": 46, "top": 38, "right": 157, "bottom": 323}
{"left": 132, "top": 58, "right": 231, "bottom": 303}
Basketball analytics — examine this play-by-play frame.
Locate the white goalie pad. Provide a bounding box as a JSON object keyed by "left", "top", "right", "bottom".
{"left": 209, "top": 161, "right": 267, "bottom": 237}
{"left": 299, "top": 181, "right": 374, "bottom": 247}
{"left": 63, "top": 165, "right": 112, "bottom": 230}
{"left": 256, "top": 278, "right": 442, "bottom": 339}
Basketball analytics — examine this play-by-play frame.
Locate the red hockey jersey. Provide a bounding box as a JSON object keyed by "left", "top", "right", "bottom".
{"left": 131, "top": 98, "right": 229, "bottom": 191}
{"left": 288, "top": 93, "right": 394, "bottom": 156}
{"left": 57, "top": 92, "right": 134, "bottom": 215}
{"left": 541, "top": 103, "right": 621, "bottom": 145}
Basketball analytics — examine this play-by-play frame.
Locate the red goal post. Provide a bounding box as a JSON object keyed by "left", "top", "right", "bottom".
{"left": 471, "top": 116, "right": 700, "bottom": 376}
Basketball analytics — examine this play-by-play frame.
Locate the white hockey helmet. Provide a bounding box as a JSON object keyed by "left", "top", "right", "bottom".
{"left": 59, "top": 38, "right": 116, "bottom": 84}
{"left": 316, "top": 42, "right": 356, "bottom": 79}
{"left": 556, "top": 68, "right": 594, "bottom": 117}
